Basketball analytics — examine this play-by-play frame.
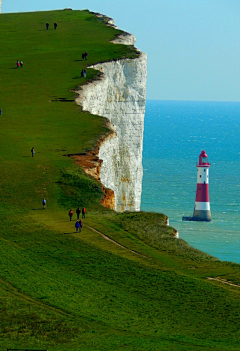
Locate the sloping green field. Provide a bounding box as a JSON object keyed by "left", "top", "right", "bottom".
{"left": 1, "top": 10, "right": 240, "bottom": 351}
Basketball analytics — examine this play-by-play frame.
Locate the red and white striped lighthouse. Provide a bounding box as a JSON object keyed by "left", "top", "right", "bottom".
{"left": 192, "top": 150, "right": 211, "bottom": 221}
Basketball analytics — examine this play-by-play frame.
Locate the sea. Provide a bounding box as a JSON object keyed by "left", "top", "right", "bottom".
{"left": 141, "top": 100, "right": 240, "bottom": 263}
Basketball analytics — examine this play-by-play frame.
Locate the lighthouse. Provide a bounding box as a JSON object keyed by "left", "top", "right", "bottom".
{"left": 182, "top": 150, "right": 211, "bottom": 222}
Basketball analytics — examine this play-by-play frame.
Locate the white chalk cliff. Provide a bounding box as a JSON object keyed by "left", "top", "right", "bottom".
{"left": 76, "top": 18, "right": 147, "bottom": 212}
{"left": 0, "top": 0, "right": 2, "bottom": 13}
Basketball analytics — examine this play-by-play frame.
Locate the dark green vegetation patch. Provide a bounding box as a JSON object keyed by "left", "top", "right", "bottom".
{"left": 0, "top": 9, "right": 240, "bottom": 351}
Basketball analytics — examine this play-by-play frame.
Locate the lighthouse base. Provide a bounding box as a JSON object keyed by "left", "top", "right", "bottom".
{"left": 182, "top": 210, "right": 211, "bottom": 222}
{"left": 192, "top": 209, "right": 211, "bottom": 221}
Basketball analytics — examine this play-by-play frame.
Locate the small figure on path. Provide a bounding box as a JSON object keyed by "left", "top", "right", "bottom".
{"left": 42, "top": 198, "right": 46, "bottom": 209}
{"left": 69, "top": 209, "right": 73, "bottom": 221}
{"left": 54, "top": 22, "right": 57, "bottom": 30}
{"left": 76, "top": 207, "right": 81, "bottom": 220}
{"left": 46, "top": 22, "right": 49, "bottom": 30}
{"left": 31, "top": 147, "right": 35, "bottom": 157}
{"left": 75, "top": 220, "right": 81, "bottom": 232}
{"left": 83, "top": 69, "right": 86, "bottom": 77}
{"left": 20, "top": 60, "right": 23, "bottom": 67}
{"left": 82, "top": 207, "right": 86, "bottom": 219}
{"left": 79, "top": 219, "right": 83, "bottom": 229}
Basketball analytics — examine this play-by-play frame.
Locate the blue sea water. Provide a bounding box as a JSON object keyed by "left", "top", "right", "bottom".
{"left": 141, "top": 100, "right": 240, "bottom": 263}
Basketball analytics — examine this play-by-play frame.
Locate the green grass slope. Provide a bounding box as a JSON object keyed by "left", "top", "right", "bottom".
{"left": 1, "top": 9, "right": 240, "bottom": 351}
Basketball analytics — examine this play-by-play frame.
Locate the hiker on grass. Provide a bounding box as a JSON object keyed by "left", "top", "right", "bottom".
{"left": 79, "top": 219, "right": 83, "bottom": 230}
{"left": 69, "top": 209, "right": 73, "bottom": 221}
{"left": 20, "top": 60, "right": 23, "bottom": 67}
{"left": 85, "top": 51, "right": 88, "bottom": 60}
{"left": 83, "top": 69, "right": 86, "bottom": 77}
{"left": 76, "top": 207, "right": 81, "bottom": 220}
{"left": 31, "top": 147, "right": 35, "bottom": 157}
{"left": 17, "top": 60, "right": 20, "bottom": 68}
{"left": 46, "top": 22, "right": 49, "bottom": 30}
{"left": 54, "top": 22, "right": 57, "bottom": 30}
{"left": 82, "top": 207, "right": 86, "bottom": 219}
{"left": 75, "top": 220, "right": 80, "bottom": 232}
{"left": 42, "top": 198, "right": 46, "bottom": 209}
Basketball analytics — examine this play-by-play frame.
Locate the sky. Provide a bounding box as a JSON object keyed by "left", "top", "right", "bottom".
{"left": 2, "top": 0, "right": 240, "bottom": 101}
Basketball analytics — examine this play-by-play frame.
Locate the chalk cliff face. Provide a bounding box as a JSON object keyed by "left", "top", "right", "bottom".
{"left": 76, "top": 28, "right": 147, "bottom": 212}
{"left": 0, "top": 0, "right": 2, "bottom": 13}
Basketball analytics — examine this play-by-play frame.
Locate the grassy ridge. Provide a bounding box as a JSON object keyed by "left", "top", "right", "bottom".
{"left": 1, "top": 9, "right": 240, "bottom": 351}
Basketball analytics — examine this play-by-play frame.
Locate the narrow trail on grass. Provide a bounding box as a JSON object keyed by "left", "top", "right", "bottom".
{"left": 85, "top": 224, "right": 148, "bottom": 258}
{"left": 207, "top": 277, "right": 240, "bottom": 288}
{"left": 0, "top": 278, "right": 74, "bottom": 318}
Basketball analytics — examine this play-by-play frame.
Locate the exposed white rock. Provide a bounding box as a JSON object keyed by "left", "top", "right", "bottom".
{"left": 76, "top": 25, "right": 147, "bottom": 212}
{"left": 0, "top": 0, "right": 2, "bottom": 13}
{"left": 111, "top": 33, "right": 136, "bottom": 46}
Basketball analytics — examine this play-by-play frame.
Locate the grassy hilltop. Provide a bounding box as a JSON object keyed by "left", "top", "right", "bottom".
{"left": 1, "top": 9, "right": 240, "bottom": 351}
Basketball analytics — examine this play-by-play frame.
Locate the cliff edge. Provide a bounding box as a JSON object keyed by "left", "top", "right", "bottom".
{"left": 75, "top": 17, "right": 147, "bottom": 212}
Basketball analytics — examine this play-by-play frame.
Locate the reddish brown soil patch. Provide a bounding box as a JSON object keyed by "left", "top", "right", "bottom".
{"left": 69, "top": 137, "right": 115, "bottom": 210}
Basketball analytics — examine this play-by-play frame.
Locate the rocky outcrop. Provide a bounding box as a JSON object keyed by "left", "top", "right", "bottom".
{"left": 75, "top": 21, "right": 147, "bottom": 212}
{"left": 0, "top": 0, "right": 2, "bottom": 13}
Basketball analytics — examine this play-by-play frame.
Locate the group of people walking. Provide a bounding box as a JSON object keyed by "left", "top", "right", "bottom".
{"left": 81, "top": 69, "right": 87, "bottom": 77}
{"left": 69, "top": 207, "right": 86, "bottom": 220}
{"left": 69, "top": 207, "right": 86, "bottom": 233}
{"left": 17, "top": 60, "right": 23, "bottom": 68}
{"left": 46, "top": 22, "right": 57, "bottom": 30}
{"left": 82, "top": 51, "right": 88, "bottom": 60}
{"left": 41, "top": 200, "right": 86, "bottom": 233}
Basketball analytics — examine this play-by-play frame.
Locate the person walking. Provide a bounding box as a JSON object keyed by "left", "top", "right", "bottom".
{"left": 46, "top": 22, "right": 49, "bottom": 30}
{"left": 76, "top": 207, "right": 81, "bottom": 220}
{"left": 20, "top": 60, "right": 23, "bottom": 67}
{"left": 83, "top": 69, "right": 86, "bottom": 77}
{"left": 31, "top": 147, "right": 35, "bottom": 157}
{"left": 79, "top": 219, "right": 83, "bottom": 230}
{"left": 69, "top": 209, "right": 73, "bottom": 221}
{"left": 54, "top": 22, "right": 57, "bottom": 30}
{"left": 17, "top": 60, "right": 19, "bottom": 68}
{"left": 75, "top": 220, "right": 81, "bottom": 232}
{"left": 82, "top": 207, "right": 86, "bottom": 219}
{"left": 42, "top": 198, "right": 46, "bottom": 209}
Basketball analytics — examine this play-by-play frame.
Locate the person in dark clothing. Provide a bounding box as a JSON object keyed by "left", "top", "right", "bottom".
{"left": 81, "top": 69, "right": 84, "bottom": 77}
{"left": 54, "top": 22, "right": 57, "bottom": 30}
{"left": 85, "top": 51, "right": 88, "bottom": 60}
{"left": 82, "top": 53, "right": 85, "bottom": 60}
{"left": 82, "top": 207, "right": 86, "bottom": 219}
{"left": 42, "top": 198, "right": 46, "bottom": 209}
{"left": 20, "top": 60, "right": 23, "bottom": 67}
{"left": 31, "top": 147, "right": 35, "bottom": 157}
{"left": 46, "top": 23, "right": 49, "bottom": 30}
{"left": 83, "top": 69, "right": 86, "bottom": 77}
{"left": 79, "top": 220, "right": 83, "bottom": 229}
{"left": 17, "top": 60, "right": 19, "bottom": 68}
{"left": 76, "top": 207, "right": 81, "bottom": 220}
